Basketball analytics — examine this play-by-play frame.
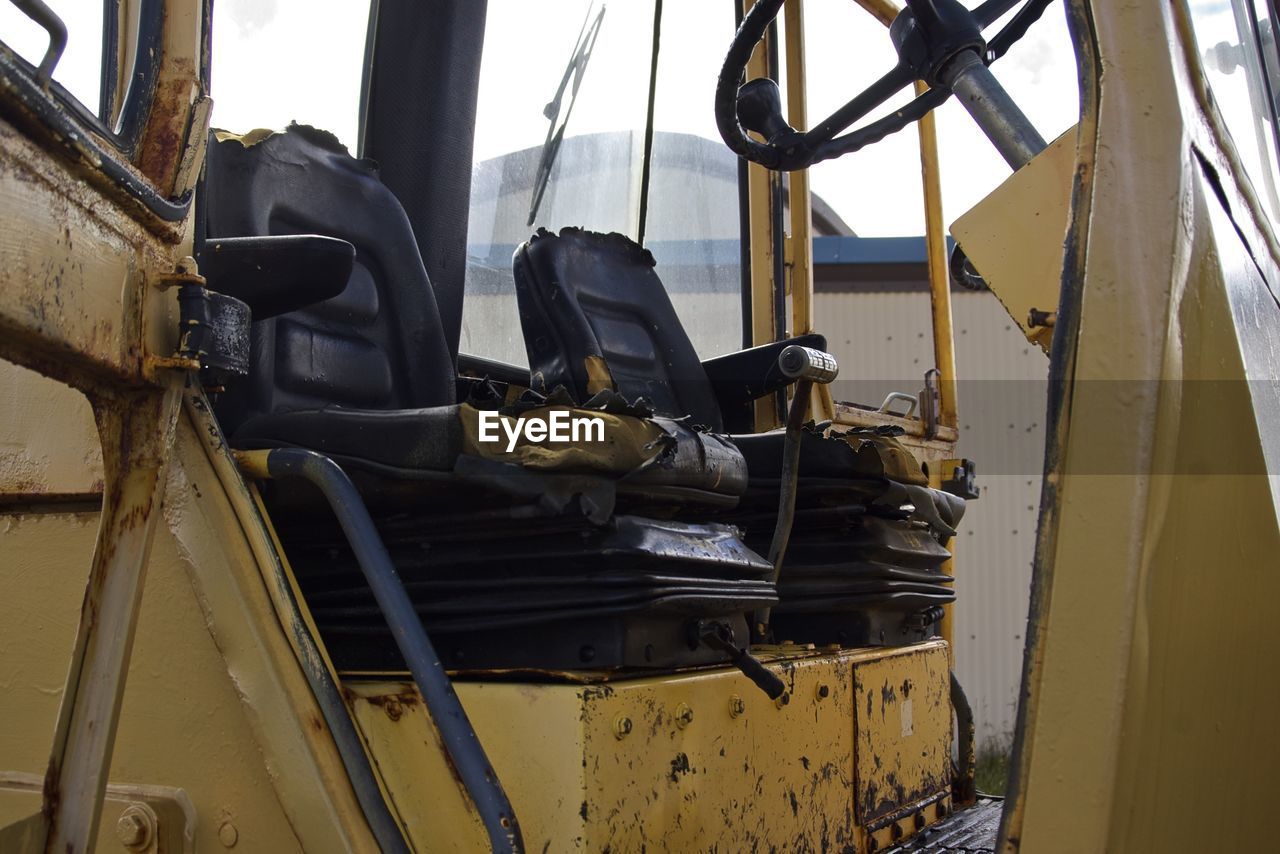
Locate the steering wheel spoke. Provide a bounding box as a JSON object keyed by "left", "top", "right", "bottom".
{"left": 971, "top": 0, "right": 1023, "bottom": 29}
{"left": 806, "top": 61, "right": 916, "bottom": 149}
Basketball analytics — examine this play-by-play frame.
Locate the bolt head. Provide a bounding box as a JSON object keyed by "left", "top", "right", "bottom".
{"left": 816, "top": 683, "right": 830, "bottom": 700}
{"left": 613, "top": 714, "right": 633, "bottom": 739}
{"left": 728, "top": 695, "right": 745, "bottom": 718}
{"left": 675, "top": 703, "right": 694, "bottom": 728}
{"left": 115, "top": 813, "right": 149, "bottom": 849}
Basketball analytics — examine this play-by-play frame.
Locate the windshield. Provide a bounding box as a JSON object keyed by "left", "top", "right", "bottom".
{"left": 463, "top": 1, "right": 744, "bottom": 367}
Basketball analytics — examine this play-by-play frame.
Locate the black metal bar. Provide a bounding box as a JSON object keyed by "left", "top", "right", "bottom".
{"left": 734, "top": 0, "right": 754, "bottom": 351}
{"left": 636, "top": 0, "right": 663, "bottom": 246}
{"left": 246, "top": 495, "right": 411, "bottom": 853}
{"left": 263, "top": 448, "right": 523, "bottom": 853}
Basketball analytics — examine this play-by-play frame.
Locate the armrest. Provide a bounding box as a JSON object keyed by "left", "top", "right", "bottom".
{"left": 198, "top": 234, "right": 355, "bottom": 320}
{"left": 702, "top": 333, "right": 827, "bottom": 408}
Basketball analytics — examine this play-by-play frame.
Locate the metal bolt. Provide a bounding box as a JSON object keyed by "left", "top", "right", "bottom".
{"left": 775, "top": 692, "right": 791, "bottom": 710}
{"left": 728, "top": 695, "right": 745, "bottom": 718}
{"left": 815, "top": 683, "right": 830, "bottom": 700}
{"left": 384, "top": 698, "right": 403, "bottom": 721}
{"left": 115, "top": 805, "right": 154, "bottom": 851}
{"left": 675, "top": 703, "right": 694, "bottom": 729}
{"left": 218, "top": 820, "right": 239, "bottom": 848}
{"left": 613, "top": 714, "right": 633, "bottom": 739}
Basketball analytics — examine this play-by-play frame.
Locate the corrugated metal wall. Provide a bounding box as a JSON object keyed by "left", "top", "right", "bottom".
{"left": 815, "top": 290, "right": 1048, "bottom": 749}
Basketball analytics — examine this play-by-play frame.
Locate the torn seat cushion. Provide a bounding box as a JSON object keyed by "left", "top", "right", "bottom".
{"left": 514, "top": 227, "right": 726, "bottom": 431}
{"left": 232, "top": 402, "right": 747, "bottom": 496}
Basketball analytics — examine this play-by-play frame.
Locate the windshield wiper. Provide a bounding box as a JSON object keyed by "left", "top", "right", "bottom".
{"left": 527, "top": 4, "right": 606, "bottom": 227}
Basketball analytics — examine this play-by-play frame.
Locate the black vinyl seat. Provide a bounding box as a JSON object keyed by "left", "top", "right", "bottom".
{"left": 512, "top": 226, "right": 965, "bottom": 647}
{"left": 200, "top": 125, "right": 773, "bottom": 670}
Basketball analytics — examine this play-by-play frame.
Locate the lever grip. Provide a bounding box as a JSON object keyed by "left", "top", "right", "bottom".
{"left": 778, "top": 345, "right": 839, "bottom": 384}
{"left": 737, "top": 77, "right": 795, "bottom": 142}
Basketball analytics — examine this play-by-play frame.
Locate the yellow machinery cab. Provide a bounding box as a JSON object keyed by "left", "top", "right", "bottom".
{"left": 1, "top": 0, "right": 1278, "bottom": 852}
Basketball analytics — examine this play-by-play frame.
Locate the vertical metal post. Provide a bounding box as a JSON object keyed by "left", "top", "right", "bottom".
{"left": 915, "top": 78, "right": 959, "bottom": 431}
{"left": 744, "top": 0, "right": 782, "bottom": 431}
{"left": 40, "top": 381, "right": 183, "bottom": 854}
{"left": 781, "top": 0, "right": 836, "bottom": 423}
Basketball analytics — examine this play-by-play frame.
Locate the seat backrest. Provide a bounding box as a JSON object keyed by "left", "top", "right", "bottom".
{"left": 513, "top": 227, "right": 725, "bottom": 431}
{"left": 201, "top": 125, "right": 456, "bottom": 434}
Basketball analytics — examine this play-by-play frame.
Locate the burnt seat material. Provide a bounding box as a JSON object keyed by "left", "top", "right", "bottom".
{"left": 511, "top": 227, "right": 966, "bottom": 646}
{"left": 202, "top": 126, "right": 746, "bottom": 508}
{"left": 514, "top": 226, "right": 827, "bottom": 434}
{"left": 200, "top": 125, "right": 769, "bottom": 670}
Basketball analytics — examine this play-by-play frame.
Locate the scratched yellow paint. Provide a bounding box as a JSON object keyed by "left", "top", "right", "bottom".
{"left": 349, "top": 641, "right": 954, "bottom": 851}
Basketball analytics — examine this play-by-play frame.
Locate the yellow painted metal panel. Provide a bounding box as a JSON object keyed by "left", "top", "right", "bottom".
{"left": 852, "top": 645, "right": 952, "bottom": 823}
{"left": 350, "top": 642, "right": 955, "bottom": 852}
{"left": 950, "top": 127, "right": 1076, "bottom": 353}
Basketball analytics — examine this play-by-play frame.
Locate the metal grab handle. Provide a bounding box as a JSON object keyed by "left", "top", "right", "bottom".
{"left": 878, "top": 391, "right": 919, "bottom": 417}
{"left": 8, "top": 0, "right": 67, "bottom": 85}
{"left": 237, "top": 448, "right": 523, "bottom": 853}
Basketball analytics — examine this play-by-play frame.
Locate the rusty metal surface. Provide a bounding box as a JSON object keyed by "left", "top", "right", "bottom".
{"left": 348, "top": 641, "right": 955, "bottom": 852}
{"left": 39, "top": 382, "right": 184, "bottom": 854}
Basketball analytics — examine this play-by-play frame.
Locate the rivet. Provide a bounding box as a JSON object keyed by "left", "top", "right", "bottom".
{"left": 613, "top": 714, "right": 633, "bottom": 739}
{"left": 219, "top": 820, "right": 239, "bottom": 848}
{"left": 816, "top": 683, "right": 830, "bottom": 700}
{"left": 728, "top": 695, "right": 745, "bottom": 718}
{"left": 675, "top": 703, "right": 694, "bottom": 728}
{"left": 115, "top": 805, "right": 154, "bottom": 851}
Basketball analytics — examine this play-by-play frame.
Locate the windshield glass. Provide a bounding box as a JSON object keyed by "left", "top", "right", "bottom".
{"left": 463, "top": 1, "right": 744, "bottom": 367}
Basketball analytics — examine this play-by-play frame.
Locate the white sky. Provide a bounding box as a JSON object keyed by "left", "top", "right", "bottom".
{"left": 4, "top": 0, "right": 1081, "bottom": 235}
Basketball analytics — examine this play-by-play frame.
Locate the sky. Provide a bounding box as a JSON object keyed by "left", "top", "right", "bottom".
{"left": 0, "top": 0, "right": 1088, "bottom": 236}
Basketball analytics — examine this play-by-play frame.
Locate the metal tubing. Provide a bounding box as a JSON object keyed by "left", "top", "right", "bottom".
{"left": 216, "top": 451, "right": 409, "bottom": 852}
{"left": 943, "top": 50, "right": 1047, "bottom": 170}
{"left": 9, "top": 0, "right": 67, "bottom": 84}
{"left": 261, "top": 448, "right": 523, "bottom": 853}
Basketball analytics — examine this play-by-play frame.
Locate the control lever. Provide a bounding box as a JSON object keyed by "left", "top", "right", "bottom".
{"left": 753, "top": 345, "right": 839, "bottom": 642}
{"left": 694, "top": 620, "right": 786, "bottom": 700}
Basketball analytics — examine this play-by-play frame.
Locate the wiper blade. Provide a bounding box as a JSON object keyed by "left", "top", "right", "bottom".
{"left": 527, "top": 4, "right": 606, "bottom": 227}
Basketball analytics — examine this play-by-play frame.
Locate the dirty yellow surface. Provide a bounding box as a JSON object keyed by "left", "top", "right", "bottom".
{"left": 349, "top": 641, "right": 953, "bottom": 852}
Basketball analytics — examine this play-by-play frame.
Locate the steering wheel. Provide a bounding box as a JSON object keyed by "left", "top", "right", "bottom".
{"left": 715, "top": 0, "right": 1056, "bottom": 171}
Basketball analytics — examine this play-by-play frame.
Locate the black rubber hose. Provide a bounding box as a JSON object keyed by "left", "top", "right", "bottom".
{"left": 265, "top": 448, "right": 523, "bottom": 853}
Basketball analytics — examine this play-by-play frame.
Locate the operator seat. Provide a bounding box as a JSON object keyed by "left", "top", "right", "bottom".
{"left": 512, "top": 226, "right": 965, "bottom": 647}
{"left": 199, "top": 125, "right": 774, "bottom": 670}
